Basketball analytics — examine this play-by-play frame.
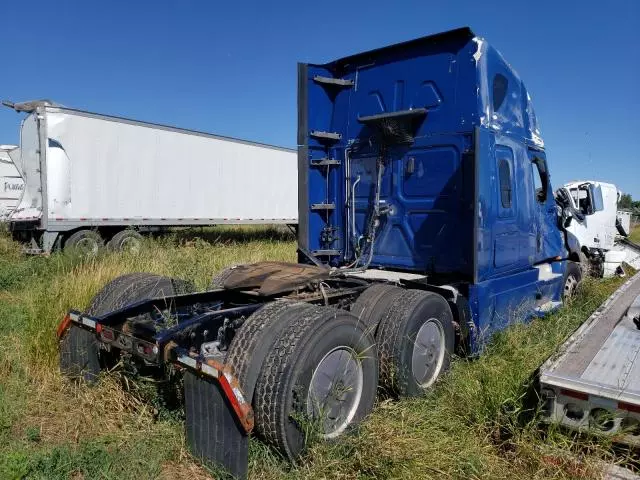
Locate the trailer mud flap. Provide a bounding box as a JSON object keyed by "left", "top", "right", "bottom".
{"left": 184, "top": 371, "right": 249, "bottom": 479}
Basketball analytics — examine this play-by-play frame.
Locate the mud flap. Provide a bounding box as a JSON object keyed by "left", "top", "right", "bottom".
{"left": 184, "top": 371, "right": 249, "bottom": 479}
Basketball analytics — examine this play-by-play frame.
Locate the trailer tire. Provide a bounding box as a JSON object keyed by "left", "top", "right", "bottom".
{"left": 254, "top": 306, "right": 378, "bottom": 460}
{"left": 376, "top": 290, "right": 455, "bottom": 397}
{"left": 59, "top": 325, "right": 102, "bottom": 383}
{"left": 562, "top": 261, "right": 582, "bottom": 303}
{"left": 64, "top": 229, "right": 104, "bottom": 255}
{"left": 107, "top": 230, "right": 143, "bottom": 253}
{"left": 225, "top": 301, "right": 314, "bottom": 401}
{"left": 209, "top": 265, "right": 239, "bottom": 289}
{"left": 350, "top": 283, "right": 404, "bottom": 335}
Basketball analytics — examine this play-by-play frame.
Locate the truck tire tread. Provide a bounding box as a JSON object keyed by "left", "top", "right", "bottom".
{"left": 210, "top": 265, "right": 239, "bottom": 290}
{"left": 377, "top": 289, "right": 455, "bottom": 397}
{"left": 87, "top": 273, "right": 194, "bottom": 316}
{"left": 225, "top": 301, "right": 314, "bottom": 401}
{"left": 254, "top": 306, "right": 378, "bottom": 460}
{"left": 350, "top": 283, "right": 404, "bottom": 334}
{"left": 60, "top": 273, "right": 195, "bottom": 383}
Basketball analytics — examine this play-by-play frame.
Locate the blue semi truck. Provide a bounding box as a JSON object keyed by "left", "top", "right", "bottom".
{"left": 57, "top": 27, "right": 582, "bottom": 478}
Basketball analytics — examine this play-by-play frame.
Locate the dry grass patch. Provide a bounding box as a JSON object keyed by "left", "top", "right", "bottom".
{"left": 0, "top": 228, "right": 636, "bottom": 479}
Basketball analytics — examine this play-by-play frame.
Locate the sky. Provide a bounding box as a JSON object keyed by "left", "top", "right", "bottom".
{"left": 0, "top": 0, "right": 638, "bottom": 197}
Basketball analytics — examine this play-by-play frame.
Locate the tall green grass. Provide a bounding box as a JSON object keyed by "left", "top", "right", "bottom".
{"left": 630, "top": 225, "right": 640, "bottom": 244}
{"left": 0, "top": 227, "right": 632, "bottom": 479}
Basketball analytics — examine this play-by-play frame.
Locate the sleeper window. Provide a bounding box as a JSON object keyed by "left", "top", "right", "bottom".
{"left": 493, "top": 74, "right": 508, "bottom": 111}
{"left": 498, "top": 159, "right": 512, "bottom": 208}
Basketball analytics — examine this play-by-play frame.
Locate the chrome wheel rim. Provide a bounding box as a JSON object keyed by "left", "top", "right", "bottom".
{"left": 307, "top": 346, "right": 363, "bottom": 439}
{"left": 412, "top": 319, "right": 446, "bottom": 388}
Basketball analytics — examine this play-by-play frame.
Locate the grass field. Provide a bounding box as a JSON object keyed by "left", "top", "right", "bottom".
{"left": 630, "top": 225, "right": 640, "bottom": 244}
{"left": 0, "top": 226, "right": 636, "bottom": 479}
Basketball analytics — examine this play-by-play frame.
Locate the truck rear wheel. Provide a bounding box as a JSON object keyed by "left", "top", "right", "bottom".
{"left": 107, "top": 230, "right": 143, "bottom": 253}
{"left": 254, "top": 306, "right": 378, "bottom": 460}
{"left": 224, "top": 301, "right": 314, "bottom": 401}
{"left": 376, "top": 290, "right": 455, "bottom": 397}
{"left": 87, "top": 273, "right": 194, "bottom": 315}
{"left": 64, "top": 229, "right": 104, "bottom": 255}
{"left": 350, "top": 283, "right": 404, "bottom": 334}
{"left": 59, "top": 273, "right": 195, "bottom": 383}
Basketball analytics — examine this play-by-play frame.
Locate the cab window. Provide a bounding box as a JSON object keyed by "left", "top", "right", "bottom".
{"left": 531, "top": 157, "right": 548, "bottom": 203}
{"left": 577, "top": 186, "right": 591, "bottom": 215}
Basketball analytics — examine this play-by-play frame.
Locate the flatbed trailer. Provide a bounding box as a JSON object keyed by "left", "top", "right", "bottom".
{"left": 540, "top": 271, "right": 640, "bottom": 442}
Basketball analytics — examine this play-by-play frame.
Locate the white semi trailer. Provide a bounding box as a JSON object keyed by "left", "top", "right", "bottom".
{"left": 0, "top": 145, "right": 24, "bottom": 220}
{"left": 3, "top": 100, "right": 297, "bottom": 253}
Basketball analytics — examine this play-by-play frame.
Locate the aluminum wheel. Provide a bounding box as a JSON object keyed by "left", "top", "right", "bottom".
{"left": 564, "top": 275, "right": 578, "bottom": 300}
{"left": 119, "top": 235, "right": 142, "bottom": 253}
{"left": 74, "top": 237, "right": 100, "bottom": 255}
{"left": 307, "top": 346, "right": 364, "bottom": 439}
{"left": 411, "top": 318, "right": 446, "bottom": 388}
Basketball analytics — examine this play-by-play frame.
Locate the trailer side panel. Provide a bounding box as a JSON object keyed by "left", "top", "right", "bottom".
{"left": 11, "top": 107, "right": 297, "bottom": 226}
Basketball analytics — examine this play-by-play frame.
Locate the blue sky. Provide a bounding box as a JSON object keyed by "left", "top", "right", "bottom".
{"left": 1, "top": 0, "right": 638, "bottom": 197}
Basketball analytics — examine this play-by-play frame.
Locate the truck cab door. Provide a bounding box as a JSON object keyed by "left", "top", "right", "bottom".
{"left": 529, "top": 151, "right": 564, "bottom": 263}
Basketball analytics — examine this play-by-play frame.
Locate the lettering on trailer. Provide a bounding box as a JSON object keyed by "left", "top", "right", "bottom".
{"left": 4, "top": 182, "right": 23, "bottom": 192}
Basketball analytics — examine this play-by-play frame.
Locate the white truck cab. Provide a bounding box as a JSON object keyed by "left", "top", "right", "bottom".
{"left": 563, "top": 181, "right": 619, "bottom": 251}
{"left": 557, "top": 180, "right": 631, "bottom": 277}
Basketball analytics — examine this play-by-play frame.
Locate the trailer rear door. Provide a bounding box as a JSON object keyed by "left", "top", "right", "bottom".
{"left": 10, "top": 113, "right": 43, "bottom": 223}
{"left": 0, "top": 148, "right": 23, "bottom": 219}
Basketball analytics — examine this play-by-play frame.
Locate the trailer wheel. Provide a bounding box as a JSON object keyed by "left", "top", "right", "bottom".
{"left": 350, "top": 283, "right": 404, "bottom": 334}
{"left": 254, "top": 307, "right": 378, "bottom": 460}
{"left": 376, "top": 290, "right": 455, "bottom": 397}
{"left": 209, "top": 265, "right": 239, "bottom": 289}
{"left": 107, "top": 230, "right": 143, "bottom": 253}
{"left": 64, "top": 229, "right": 104, "bottom": 255}
{"left": 563, "top": 261, "right": 582, "bottom": 303}
{"left": 59, "top": 325, "right": 102, "bottom": 383}
{"left": 225, "top": 301, "right": 314, "bottom": 400}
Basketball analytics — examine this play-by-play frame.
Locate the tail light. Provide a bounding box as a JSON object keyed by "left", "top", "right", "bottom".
{"left": 100, "top": 327, "right": 115, "bottom": 342}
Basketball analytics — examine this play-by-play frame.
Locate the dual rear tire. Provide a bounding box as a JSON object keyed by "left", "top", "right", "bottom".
{"left": 221, "top": 285, "right": 454, "bottom": 459}
{"left": 352, "top": 284, "right": 455, "bottom": 397}
{"left": 60, "top": 274, "right": 453, "bottom": 462}
{"left": 59, "top": 273, "right": 195, "bottom": 383}
{"left": 252, "top": 306, "right": 378, "bottom": 460}
{"left": 222, "top": 302, "right": 378, "bottom": 460}
{"left": 62, "top": 229, "right": 142, "bottom": 255}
